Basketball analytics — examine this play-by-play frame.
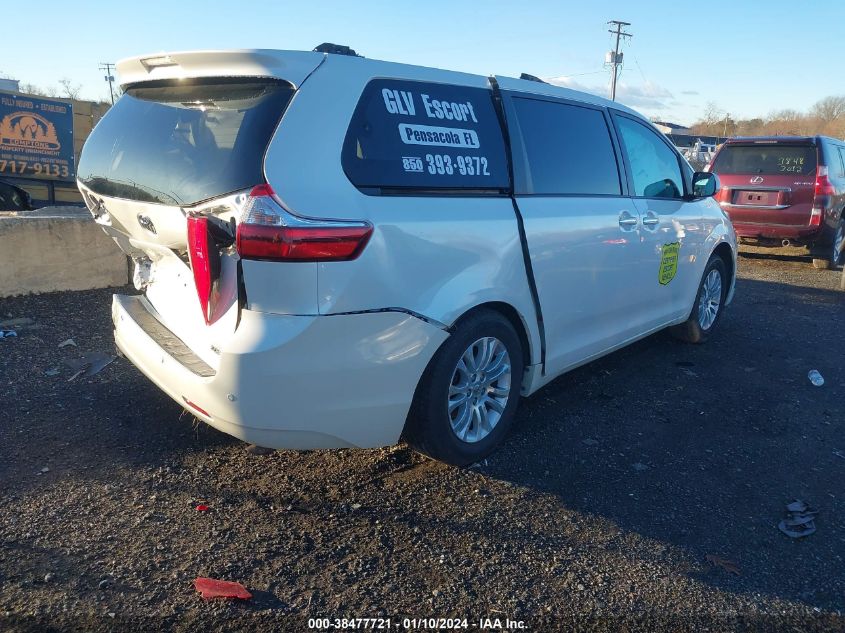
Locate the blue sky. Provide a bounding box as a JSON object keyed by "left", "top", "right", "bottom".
{"left": 2, "top": 0, "right": 842, "bottom": 125}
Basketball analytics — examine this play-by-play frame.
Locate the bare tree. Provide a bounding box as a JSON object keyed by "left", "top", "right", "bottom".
{"left": 702, "top": 101, "right": 723, "bottom": 125}
{"left": 18, "top": 82, "right": 59, "bottom": 98}
{"left": 810, "top": 95, "right": 845, "bottom": 124}
{"left": 766, "top": 109, "right": 801, "bottom": 123}
{"left": 689, "top": 97, "right": 845, "bottom": 139}
{"left": 58, "top": 78, "right": 82, "bottom": 100}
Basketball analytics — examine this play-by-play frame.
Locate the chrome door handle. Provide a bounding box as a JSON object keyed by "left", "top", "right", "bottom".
{"left": 618, "top": 211, "right": 639, "bottom": 229}
{"left": 642, "top": 211, "right": 660, "bottom": 229}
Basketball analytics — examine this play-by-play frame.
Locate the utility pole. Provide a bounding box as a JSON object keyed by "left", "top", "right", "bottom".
{"left": 99, "top": 63, "right": 116, "bottom": 105}
{"left": 607, "top": 20, "right": 632, "bottom": 101}
{"left": 723, "top": 112, "right": 730, "bottom": 139}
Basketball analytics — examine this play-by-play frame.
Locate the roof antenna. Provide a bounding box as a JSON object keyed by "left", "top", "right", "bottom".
{"left": 519, "top": 73, "right": 547, "bottom": 84}
{"left": 313, "top": 43, "right": 362, "bottom": 57}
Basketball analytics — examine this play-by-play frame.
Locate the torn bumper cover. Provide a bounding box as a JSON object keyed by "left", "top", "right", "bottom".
{"left": 112, "top": 294, "right": 448, "bottom": 449}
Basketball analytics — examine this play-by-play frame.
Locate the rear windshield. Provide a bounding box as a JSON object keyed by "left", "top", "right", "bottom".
{"left": 711, "top": 144, "right": 817, "bottom": 176}
{"left": 78, "top": 78, "right": 294, "bottom": 206}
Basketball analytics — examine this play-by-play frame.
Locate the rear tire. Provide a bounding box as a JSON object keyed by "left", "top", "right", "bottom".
{"left": 670, "top": 256, "right": 727, "bottom": 344}
{"left": 403, "top": 309, "right": 524, "bottom": 467}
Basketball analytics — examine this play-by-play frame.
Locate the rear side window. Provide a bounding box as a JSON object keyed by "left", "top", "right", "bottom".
{"left": 78, "top": 78, "right": 294, "bottom": 206}
{"left": 510, "top": 97, "right": 621, "bottom": 195}
{"left": 613, "top": 114, "right": 683, "bottom": 199}
{"left": 711, "top": 144, "right": 817, "bottom": 176}
{"left": 342, "top": 79, "right": 509, "bottom": 191}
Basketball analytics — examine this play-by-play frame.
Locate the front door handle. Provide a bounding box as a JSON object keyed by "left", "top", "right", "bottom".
{"left": 618, "top": 211, "right": 639, "bottom": 230}
{"left": 642, "top": 211, "right": 660, "bottom": 229}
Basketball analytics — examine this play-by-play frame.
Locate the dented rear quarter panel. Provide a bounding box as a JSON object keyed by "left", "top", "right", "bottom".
{"left": 260, "top": 55, "right": 543, "bottom": 366}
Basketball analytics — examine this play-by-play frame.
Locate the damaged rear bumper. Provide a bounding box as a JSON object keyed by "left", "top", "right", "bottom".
{"left": 112, "top": 294, "right": 448, "bottom": 449}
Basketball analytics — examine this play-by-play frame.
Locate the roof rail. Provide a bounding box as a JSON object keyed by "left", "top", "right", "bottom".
{"left": 313, "top": 43, "right": 362, "bottom": 57}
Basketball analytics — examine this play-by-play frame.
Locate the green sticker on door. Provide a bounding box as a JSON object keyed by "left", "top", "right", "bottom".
{"left": 659, "top": 242, "right": 680, "bottom": 285}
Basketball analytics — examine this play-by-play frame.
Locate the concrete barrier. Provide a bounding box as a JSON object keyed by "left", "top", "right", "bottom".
{"left": 0, "top": 207, "right": 129, "bottom": 297}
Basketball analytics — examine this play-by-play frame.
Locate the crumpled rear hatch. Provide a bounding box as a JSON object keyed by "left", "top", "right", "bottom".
{"left": 77, "top": 77, "right": 297, "bottom": 369}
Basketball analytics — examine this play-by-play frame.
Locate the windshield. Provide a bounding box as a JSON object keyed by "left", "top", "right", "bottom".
{"left": 711, "top": 144, "right": 817, "bottom": 176}
{"left": 78, "top": 78, "right": 294, "bottom": 206}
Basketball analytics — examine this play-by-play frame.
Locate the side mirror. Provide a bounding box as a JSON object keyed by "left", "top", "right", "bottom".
{"left": 692, "top": 171, "right": 719, "bottom": 198}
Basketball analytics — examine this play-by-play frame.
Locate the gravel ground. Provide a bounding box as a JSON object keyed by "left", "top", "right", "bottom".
{"left": 1, "top": 250, "right": 843, "bottom": 632}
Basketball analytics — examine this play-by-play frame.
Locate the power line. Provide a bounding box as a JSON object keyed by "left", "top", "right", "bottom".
{"left": 632, "top": 55, "right": 649, "bottom": 84}
{"left": 99, "top": 63, "right": 116, "bottom": 105}
{"left": 606, "top": 20, "right": 632, "bottom": 101}
{"left": 561, "top": 70, "right": 609, "bottom": 78}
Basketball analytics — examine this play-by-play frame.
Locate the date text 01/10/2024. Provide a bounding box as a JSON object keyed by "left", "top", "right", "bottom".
{"left": 307, "top": 617, "right": 527, "bottom": 630}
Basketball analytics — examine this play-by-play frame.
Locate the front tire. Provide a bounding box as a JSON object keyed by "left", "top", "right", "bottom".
{"left": 671, "top": 255, "right": 727, "bottom": 344}
{"left": 403, "top": 309, "right": 524, "bottom": 466}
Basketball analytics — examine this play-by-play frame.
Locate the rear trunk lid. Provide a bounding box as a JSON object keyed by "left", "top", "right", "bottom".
{"left": 77, "top": 67, "right": 311, "bottom": 369}
{"left": 710, "top": 141, "right": 818, "bottom": 230}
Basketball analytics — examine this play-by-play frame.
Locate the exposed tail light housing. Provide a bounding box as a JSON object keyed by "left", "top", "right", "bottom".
{"left": 187, "top": 215, "right": 222, "bottom": 324}
{"left": 809, "top": 207, "right": 823, "bottom": 227}
{"left": 236, "top": 184, "right": 372, "bottom": 262}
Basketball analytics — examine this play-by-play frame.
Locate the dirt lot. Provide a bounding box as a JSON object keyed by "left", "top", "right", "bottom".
{"left": 1, "top": 251, "right": 843, "bottom": 632}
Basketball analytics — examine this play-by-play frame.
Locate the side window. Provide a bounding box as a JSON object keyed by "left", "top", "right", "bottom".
{"left": 613, "top": 114, "right": 684, "bottom": 199}
{"left": 510, "top": 97, "right": 621, "bottom": 195}
{"left": 838, "top": 147, "right": 845, "bottom": 178}
{"left": 342, "top": 79, "right": 509, "bottom": 191}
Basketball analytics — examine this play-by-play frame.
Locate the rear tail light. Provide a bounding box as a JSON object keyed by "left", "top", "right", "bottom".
{"left": 811, "top": 166, "right": 834, "bottom": 226}
{"left": 236, "top": 184, "right": 372, "bottom": 262}
{"left": 187, "top": 215, "right": 221, "bottom": 324}
{"left": 814, "top": 166, "right": 835, "bottom": 197}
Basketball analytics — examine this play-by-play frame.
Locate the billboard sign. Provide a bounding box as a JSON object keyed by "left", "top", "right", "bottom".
{"left": 0, "top": 92, "right": 74, "bottom": 181}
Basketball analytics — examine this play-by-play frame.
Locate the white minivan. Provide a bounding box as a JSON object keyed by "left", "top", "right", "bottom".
{"left": 78, "top": 47, "right": 736, "bottom": 465}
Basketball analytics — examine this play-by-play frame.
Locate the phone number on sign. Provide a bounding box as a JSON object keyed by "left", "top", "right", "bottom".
{"left": 308, "top": 617, "right": 470, "bottom": 629}
{"left": 0, "top": 159, "right": 69, "bottom": 178}
{"left": 425, "top": 154, "right": 490, "bottom": 176}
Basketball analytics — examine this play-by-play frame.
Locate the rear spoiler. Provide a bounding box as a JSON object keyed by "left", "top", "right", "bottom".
{"left": 116, "top": 49, "right": 325, "bottom": 89}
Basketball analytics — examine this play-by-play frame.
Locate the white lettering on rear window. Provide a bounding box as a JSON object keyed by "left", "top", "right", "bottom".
{"left": 382, "top": 89, "right": 416, "bottom": 116}
{"left": 421, "top": 94, "right": 478, "bottom": 123}
{"left": 398, "top": 123, "right": 481, "bottom": 149}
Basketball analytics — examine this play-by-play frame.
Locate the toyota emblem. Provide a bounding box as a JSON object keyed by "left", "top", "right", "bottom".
{"left": 137, "top": 214, "right": 157, "bottom": 235}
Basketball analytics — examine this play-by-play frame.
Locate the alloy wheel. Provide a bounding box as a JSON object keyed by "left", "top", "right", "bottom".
{"left": 697, "top": 268, "right": 722, "bottom": 331}
{"left": 447, "top": 337, "right": 512, "bottom": 443}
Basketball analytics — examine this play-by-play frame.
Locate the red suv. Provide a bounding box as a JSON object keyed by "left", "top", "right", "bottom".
{"left": 708, "top": 136, "right": 845, "bottom": 268}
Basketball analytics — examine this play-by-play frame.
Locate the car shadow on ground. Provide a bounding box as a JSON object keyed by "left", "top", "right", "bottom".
{"left": 479, "top": 275, "right": 844, "bottom": 609}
